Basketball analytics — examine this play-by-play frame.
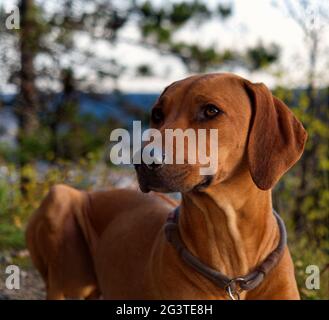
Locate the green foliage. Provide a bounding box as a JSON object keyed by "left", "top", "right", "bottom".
{"left": 139, "top": 0, "right": 210, "bottom": 30}
{"left": 12, "top": 110, "right": 111, "bottom": 163}
{"left": 18, "top": 127, "right": 53, "bottom": 163}
{"left": 247, "top": 42, "right": 280, "bottom": 70}
{"left": 217, "top": 4, "right": 232, "bottom": 18}
{"left": 170, "top": 42, "right": 235, "bottom": 72}
{"left": 169, "top": 2, "right": 211, "bottom": 26}
{"left": 0, "top": 160, "right": 118, "bottom": 250}
{"left": 272, "top": 87, "right": 329, "bottom": 300}
{"left": 0, "top": 223, "right": 25, "bottom": 250}
{"left": 0, "top": 168, "right": 24, "bottom": 250}
{"left": 136, "top": 1, "right": 279, "bottom": 73}
{"left": 289, "top": 235, "right": 329, "bottom": 300}
{"left": 50, "top": 113, "right": 108, "bottom": 161}
{"left": 136, "top": 64, "right": 153, "bottom": 77}
{"left": 138, "top": 1, "right": 231, "bottom": 72}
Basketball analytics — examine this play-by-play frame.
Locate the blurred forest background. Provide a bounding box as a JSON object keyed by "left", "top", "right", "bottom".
{"left": 0, "top": 0, "right": 328, "bottom": 299}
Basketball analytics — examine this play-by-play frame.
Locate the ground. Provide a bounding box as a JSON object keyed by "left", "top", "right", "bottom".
{"left": 0, "top": 250, "right": 45, "bottom": 300}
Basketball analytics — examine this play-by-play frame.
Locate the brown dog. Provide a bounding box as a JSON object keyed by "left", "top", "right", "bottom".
{"left": 26, "top": 73, "right": 307, "bottom": 299}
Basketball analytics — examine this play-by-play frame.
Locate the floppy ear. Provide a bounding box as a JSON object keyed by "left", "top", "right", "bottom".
{"left": 245, "top": 81, "right": 307, "bottom": 190}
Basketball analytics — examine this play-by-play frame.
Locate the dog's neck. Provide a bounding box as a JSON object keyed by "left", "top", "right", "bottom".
{"left": 179, "top": 169, "right": 279, "bottom": 278}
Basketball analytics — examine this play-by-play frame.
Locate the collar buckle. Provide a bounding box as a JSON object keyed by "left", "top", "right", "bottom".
{"left": 224, "top": 278, "right": 246, "bottom": 300}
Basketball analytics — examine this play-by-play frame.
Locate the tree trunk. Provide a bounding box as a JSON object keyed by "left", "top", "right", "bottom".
{"left": 16, "top": 0, "right": 40, "bottom": 196}
{"left": 16, "top": 0, "right": 39, "bottom": 136}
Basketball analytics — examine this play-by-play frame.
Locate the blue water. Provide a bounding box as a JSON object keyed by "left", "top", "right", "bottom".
{"left": 79, "top": 93, "right": 159, "bottom": 120}
{"left": 0, "top": 92, "right": 159, "bottom": 122}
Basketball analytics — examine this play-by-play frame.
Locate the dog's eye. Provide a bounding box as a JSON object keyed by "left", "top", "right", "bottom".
{"left": 203, "top": 104, "right": 222, "bottom": 119}
{"left": 151, "top": 108, "right": 164, "bottom": 124}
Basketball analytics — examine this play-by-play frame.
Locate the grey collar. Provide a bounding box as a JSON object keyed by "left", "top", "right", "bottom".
{"left": 164, "top": 207, "right": 287, "bottom": 300}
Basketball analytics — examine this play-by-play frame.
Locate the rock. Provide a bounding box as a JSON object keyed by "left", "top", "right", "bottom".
{"left": 16, "top": 249, "right": 30, "bottom": 258}
{"left": 0, "top": 293, "right": 10, "bottom": 300}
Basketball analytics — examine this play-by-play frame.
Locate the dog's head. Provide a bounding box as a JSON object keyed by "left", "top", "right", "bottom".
{"left": 135, "top": 73, "right": 307, "bottom": 193}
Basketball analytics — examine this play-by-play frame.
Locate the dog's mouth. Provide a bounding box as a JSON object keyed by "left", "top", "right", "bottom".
{"left": 193, "top": 175, "right": 214, "bottom": 191}
{"left": 135, "top": 164, "right": 214, "bottom": 194}
{"left": 136, "top": 172, "right": 181, "bottom": 194}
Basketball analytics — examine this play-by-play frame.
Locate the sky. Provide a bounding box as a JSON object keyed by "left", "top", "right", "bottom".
{"left": 1, "top": 0, "right": 328, "bottom": 93}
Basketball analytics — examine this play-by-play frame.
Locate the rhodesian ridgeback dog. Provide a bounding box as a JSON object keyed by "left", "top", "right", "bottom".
{"left": 26, "top": 73, "right": 307, "bottom": 299}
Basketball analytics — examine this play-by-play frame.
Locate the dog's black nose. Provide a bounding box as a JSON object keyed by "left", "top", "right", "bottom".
{"left": 133, "top": 147, "right": 165, "bottom": 171}
{"left": 145, "top": 151, "right": 165, "bottom": 170}
{"left": 146, "top": 161, "right": 164, "bottom": 170}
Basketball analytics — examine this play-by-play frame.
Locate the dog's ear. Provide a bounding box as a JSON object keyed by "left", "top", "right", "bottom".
{"left": 245, "top": 81, "right": 307, "bottom": 190}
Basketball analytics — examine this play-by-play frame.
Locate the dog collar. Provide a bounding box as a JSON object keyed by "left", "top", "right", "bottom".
{"left": 164, "top": 206, "right": 287, "bottom": 300}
